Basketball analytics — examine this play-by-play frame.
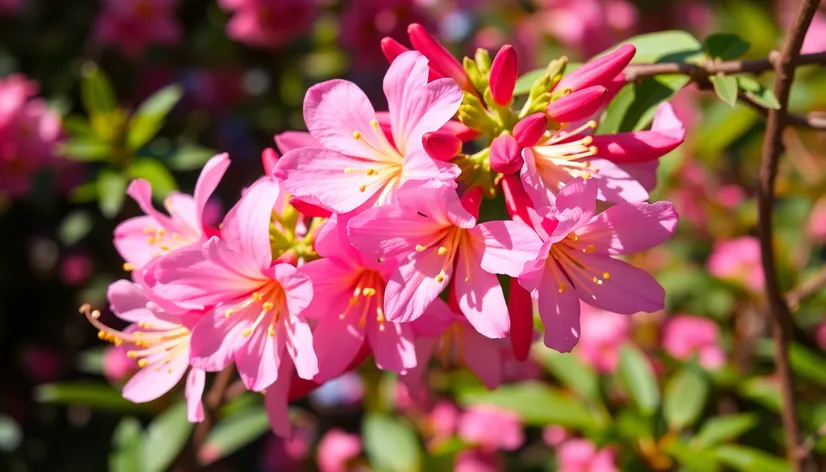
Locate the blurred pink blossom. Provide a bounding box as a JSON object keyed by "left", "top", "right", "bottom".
{"left": 341, "top": 0, "right": 433, "bottom": 67}
{"left": 0, "top": 74, "right": 63, "bottom": 198}
{"left": 779, "top": 1, "right": 826, "bottom": 54}
{"left": 557, "top": 439, "right": 618, "bottom": 472}
{"left": 535, "top": 0, "right": 637, "bottom": 57}
{"left": 707, "top": 236, "right": 765, "bottom": 292}
{"left": 258, "top": 427, "right": 315, "bottom": 470}
{"left": 0, "top": 0, "right": 21, "bottom": 14}
{"left": 219, "top": 0, "right": 316, "bottom": 49}
{"left": 455, "top": 449, "right": 502, "bottom": 472}
{"left": 457, "top": 405, "right": 524, "bottom": 451}
{"left": 317, "top": 429, "right": 361, "bottom": 472}
{"left": 542, "top": 426, "right": 569, "bottom": 446}
{"left": 94, "top": 0, "right": 181, "bottom": 56}
{"left": 575, "top": 303, "right": 630, "bottom": 373}
{"left": 59, "top": 253, "right": 93, "bottom": 286}
{"left": 662, "top": 315, "right": 725, "bottom": 369}
{"left": 816, "top": 323, "right": 826, "bottom": 351}
{"left": 22, "top": 346, "right": 63, "bottom": 384}
{"left": 424, "top": 401, "right": 459, "bottom": 446}
{"left": 808, "top": 197, "right": 826, "bottom": 242}
{"left": 718, "top": 185, "right": 746, "bottom": 209}
{"left": 102, "top": 346, "right": 136, "bottom": 384}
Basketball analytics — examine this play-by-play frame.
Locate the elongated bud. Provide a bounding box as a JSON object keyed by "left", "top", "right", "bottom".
{"left": 489, "top": 133, "right": 522, "bottom": 174}
{"left": 460, "top": 186, "right": 483, "bottom": 219}
{"left": 513, "top": 113, "right": 547, "bottom": 148}
{"left": 380, "top": 37, "right": 410, "bottom": 62}
{"left": 262, "top": 148, "right": 279, "bottom": 176}
{"left": 288, "top": 196, "right": 331, "bottom": 218}
{"left": 546, "top": 85, "right": 607, "bottom": 123}
{"left": 556, "top": 44, "right": 635, "bottom": 92}
{"left": 508, "top": 282, "right": 534, "bottom": 362}
{"left": 422, "top": 131, "right": 462, "bottom": 161}
{"left": 408, "top": 23, "right": 473, "bottom": 92}
{"left": 489, "top": 45, "right": 518, "bottom": 106}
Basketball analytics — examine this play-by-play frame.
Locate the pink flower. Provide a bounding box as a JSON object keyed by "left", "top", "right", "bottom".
{"left": 706, "top": 236, "right": 765, "bottom": 292}
{"left": 424, "top": 401, "right": 459, "bottom": 446}
{"left": 349, "top": 182, "right": 542, "bottom": 338}
{"left": 455, "top": 449, "right": 502, "bottom": 472}
{"left": 301, "top": 214, "right": 416, "bottom": 381}
{"left": 114, "top": 153, "right": 229, "bottom": 271}
{"left": 219, "top": 0, "right": 316, "bottom": 49}
{"left": 317, "top": 429, "right": 362, "bottom": 472}
{"left": 457, "top": 405, "right": 524, "bottom": 451}
{"left": 522, "top": 102, "right": 684, "bottom": 206}
{"left": 275, "top": 51, "right": 462, "bottom": 214}
{"left": 151, "top": 178, "right": 317, "bottom": 435}
{"left": 536, "top": 0, "right": 637, "bottom": 57}
{"left": 518, "top": 178, "right": 678, "bottom": 352}
{"left": 542, "top": 426, "right": 569, "bottom": 446}
{"left": 575, "top": 303, "right": 630, "bottom": 373}
{"left": 94, "top": 0, "right": 181, "bottom": 56}
{"left": 815, "top": 323, "right": 826, "bottom": 351}
{"left": 82, "top": 279, "right": 205, "bottom": 422}
{"left": 557, "top": 439, "right": 618, "bottom": 472}
{"left": 0, "top": 74, "right": 63, "bottom": 198}
{"left": 808, "top": 197, "right": 826, "bottom": 242}
{"left": 662, "top": 315, "right": 725, "bottom": 369}
{"left": 102, "top": 346, "right": 137, "bottom": 383}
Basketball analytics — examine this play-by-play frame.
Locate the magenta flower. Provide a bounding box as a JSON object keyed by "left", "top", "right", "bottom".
{"left": 317, "top": 428, "right": 362, "bottom": 472}
{"left": 662, "top": 315, "right": 725, "bottom": 369}
{"left": 518, "top": 178, "right": 677, "bottom": 352}
{"left": 219, "top": 0, "right": 316, "bottom": 49}
{"left": 457, "top": 405, "right": 524, "bottom": 451}
{"left": 301, "top": 214, "right": 416, "bottom": 381}
{"left": 274, "top": 51, "right": 463, "bottom": 214}
{"left": 349, "top": 181, "right": 542, "bottom": 338}
{"left": 706, "top": 236, "right": 765, "bottom": 292}
{"left": 114, "top": 153, "right": 229, "bottom": 270}
{"left": 94, "top": 0, "right": 181, "bottom": 56}
{"left": 150, "top": 178, "right": 317, "bottom": 434}
{"left": 557, "top": 439, "right": 618, "bottom": 472}
{"left": 575, "top": 303, "right": 630, "bottom": 373}
{"left": 82, "top": 279, "right": 205, "bottom": 422}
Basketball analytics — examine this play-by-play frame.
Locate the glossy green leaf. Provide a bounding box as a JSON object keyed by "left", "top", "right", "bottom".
{"left": 710, "top": 73, "right": 738, "bottom": 107}
{"left": 127, "top": 158, "right": 178, "bottom": 198}
{"left": 59, "top": 138, "right": 111, "bottom": 162}
{"left": 97, "top": 169, "right": 128, "bottom": 218}
{"left": 35, "top": 382, "right": 148, "bottom": 412}
{"left": 618, "top": 345, "right": 660, "bottom": 416}
{"left": 536, "top": 349, "right": 600, "bottom": 402}
{"left": 693, "top": 414, "right": 758, "bottom": 448}
{"left": 142, "top": 401, "right": 193, "bottom": 472}
{"left": 457, "top": 382, "right": 607, "bottom": 430}
{"left": 58, "top": 210, "right": 93, "bottom": 246}
{"left": 599, "top": 75, "right": 690, "bottom": 133}
{"left": 200, "top": 406, "right": 269, "bottom": 465}
{"left": 737, "top": 377, "right": 781, "bottom": 412}
{"left": 80, "top": 62, "right": 117, "bottom": 114}
{"left": 363, "top": 414, "right": 421, "bottom": 472}
{"left": 127, "top": 85, "right": 183, "bottom": 150}
{"left": 109, "top": 417, "right": 143, "bottom": 472}
{"left": 714, "top": 445, "right": 790, "bottom": 472}
{"left": 168, "top": 145, "right": 218, "bottom": 171}
{"left": 705, "top": 33, "right": 751, "bottom": 60}
{"left": 664, "top": 365, "right": 708, "bottom": 430}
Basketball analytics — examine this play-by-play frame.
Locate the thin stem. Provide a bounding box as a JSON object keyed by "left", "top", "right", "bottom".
{"left": 624, "top": 51, "right": 826, "bottom": 81}
{"left": 786, "top": 265, "right": 826, "bottom": 310}
{"left": 757, "top": 1, "right": 821, "bottom": 470}
{"left": 738, "top": 92, "right": 826, "bottom": 130}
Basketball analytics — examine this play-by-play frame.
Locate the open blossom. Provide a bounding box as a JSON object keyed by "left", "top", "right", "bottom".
{"left": 662, "top": 315, "right": 725, "bottom": 369}
{"left": 518, "top": 178, "right": 678, "bottom": 352}
{"left": 94, "top": 0, "right": 181, "bottom": 56}
{"left": 457, "top": 405, "right": 524, "bottom": 451}
{"left": 706, "top": 236, "right": 764, "bottom": 292}
{"left": 317, "top": 429, "right": 362, "bottom": 472}
{"left": 301, "top": 214, "right": 416, "bottom": 381}
{"left": 151, "top": 178, "right": 317, "bottom": 435}
{"left": 275, "top": 51, "right": 462, "bottom": 214}
{"left": 219, "top": 0, "right": 316, "bottom": 49}
{"left": 114, "top": 154, "right": 229, "bottom": 271}
{"left": 557, "top": 439, "right": 618, "bottom": 472}
{"left": 349, "top": 182, "right": 542, "bottom": 338}
{"left": 82, "top": 279, "right": 205, "bottom": 422}
{"left": 575, "top": 303, "right": 630, "bottom": 373}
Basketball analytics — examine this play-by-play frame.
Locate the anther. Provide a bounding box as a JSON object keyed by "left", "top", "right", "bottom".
{"left": 435, "top": 270, "right": 446, "bottom": 283}
{"left": 241, "top": 328, "right": 252, "bottom": 337}
{"left": 138, "top": 359, "right": 149, "bottom": 368}
{"left": 358, "top": 185, "right": 367, "bottom": 192}
{"left": 585, "top": 245, "right": 596, "bottom": 253}
{"left": 437, "top": 246, "right": 448, "bottom": 256}
{"left": 365, "top": 168, "right": 377, "bottom": 176}
{"left": 262, "top": 301, "right": 274, "bottom": 310}
{"left": 344, "top": 167, "right": 353, "bottom": 174}
{"left": 353, "top": 131, "right": 362, "bottom": 139}
{"left": 362, "top": 288, "right": 376, "bottom": 296}
{"left": 123, "top": 262, "right": 136, "bottom": 271}
{"left": 558, "top": 283, "right": 566, "bottom": 293}
{"left": 603, "top": 272, "right": 610, "bottom": 280}
{"left": 415, "top": 245, "right": 426, "bottom": 252}
{"left": 268, "top": 326, "right": 276, "bottom": 337}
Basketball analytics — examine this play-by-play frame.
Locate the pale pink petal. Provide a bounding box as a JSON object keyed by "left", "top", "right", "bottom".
{"left": 126, "top": 179, "right": 175, "bottom": 228}
{"left": 189, "top": 309, "right": 246, "bottom": 371}
{"left": 368, "top": 319, "right": 417, "bottom": 373}
{"left": 303, "top": 79, "right": 381, "bottom": 158}
{"left": 471, "top": 220, "right": 543, "bottom": 277}
{"left": 619, "top": 161, "right": 659, "bottom": 192}
{"left": 383, "top": 51, "right": 463, "bottom": 154}
{"left": 536, "top": 266, "right": 581, "bottom": 352}
{"left": 272, "top": 263, "right": 313, "bottom": 316}
{"left": 587, "top": 159, "right": 650, "bottom": 203}
{"left": 651, "top": 102, "right": 685, "bottom": 138}
{"left": 193, "top": 153, "right": 230, "bottom": 226}
{"left": 299, "top": 259, "right": 358, "bottom": 319}
{"left": 399, "top": 337, "right": 437, "bottom": 390}
{"left": 285, "top": 314, "right": 318, "bottom": 380}
{"left": 122, "top": 354, "right": 187, "bottom": 403}
{"left": 568, "top": 251, "right": 665, "bottom": 314}
{"left": 553, "top": 177, "right": 597, "bottom": 224}
{"left": 517, "top": 241, "right": 552, "bottom": 292}
{"left": 185, "top": 368, "right": 206, "bottom": 422}
{"left": 347, "top": 204, "right": 448, "bottom": 259}
{"left": 454, "top": 248, "right": 510, "bottom": 339}
{"left": 410, "top": 297, "right": 456, "bottom": 337}
{"left": 114, "top": 215, "right": 161, "bottom": 268}
{"left": 107, "top": 279, "right": 153, "bottom": 323}
{"left": 384, "top": 249, "right": 451, "bottom": 323}
{"left": 575, "top": 201, "right": 678, "bottom": 255}
{"left": 236, "top": 322, "right": 283, "bottom": 391}
{"left": 164, "top": 193, "right": 200, "bottom": 236}
{"left": 311, "top": 314, "right": 365, "bottom": 382}
{"left": 220, "top": 178, "right": 279, "bottom": 270}
{"left": 396, "top": 179, "right": 475, "bottom": 228}
{"left": 275, "top": 131, "right": 320, "bottom": 154}
{"left": 265, "top": 362, "right": 294, "bottom": 437}
{"left": 460, "top": 326, "right": 502, "bottom": 388}
{"left": 400, "top": 148, "right": 461, "bottom": 185}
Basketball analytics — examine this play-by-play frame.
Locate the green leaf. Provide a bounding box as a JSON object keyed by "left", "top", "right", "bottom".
{"left": 142, "top": 401, "right": 194, "bottom": 472}
{"left": 738, "top": 377, "right": 781, "bottom": 412}
{"left": 705, "top": 33, "right": 751, "bottom": 60}
{"left": 168, "top": 145, "right": 218, "bottom": 171}
{"left": 714, "top": 445, "right": 790, "bottom": 472}
{"left": 514, "top": 68, "right": 547, "bottom": 96}
{"left": 693, "top": 414, "right": 758, "bottom": 448}
{"left": 615, "top": 409, "right": 653, "bottom": 441}
{"left": 663, "top": 438, "right": 719, "bottom": 472}
{"left": 598, "top": 75, "right": 690, "bottom": 134}
{"left": 35, "top": 382, "right": 148, "bottom": 412}
{"left": 616, "top": 30, "right": 704, "bottom": 63}
{"left": 97, "top": 170, "right": 128, "bottom": 218}
{"left": 363, "top": 414, "right": 421, "bottom": 472}
{"left": 127, "top": 85, "right": 183, "bottom": 150}
{"left": 710, "top": 73, "right": 738, "bottom": 107}
{"left": 788, "top": 343, "right": 826, "bottom": 387}
{"left": 109, "top": 417, "right": 144, "bottom": 472}
{"left": 59, "top": 138, "right": 111, "bottom": 162}
{"left": 457, "top": 382, "right": 607, "bottom": 430}
{"left": 618, "top": 345, "right": 660, "bottom": 416}
{"left": 58, "top": 210, "right": 93, "bottom": 246}
{"left": 62, "top": 115, "right": 95, "bottom": 138}
{"left": 200, "top": 406, "right": 269, "bottom": 465}
{"left": 536, "top": 349, "right": 600, "bottom": 402}
{"left": 127, "top": 158, "right": 177, "bottom": 198}
{"left": 663, "top": 365, "right": 708, "bottom": 430}
{"left": 80, "top": 62, "right": 117, "bottom": 114}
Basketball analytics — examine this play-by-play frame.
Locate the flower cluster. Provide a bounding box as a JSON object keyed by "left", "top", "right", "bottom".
{"left": 84, "top": 24, "right": 682, "bottom": 435}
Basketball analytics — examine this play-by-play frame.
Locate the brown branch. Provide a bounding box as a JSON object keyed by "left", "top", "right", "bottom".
{"left": 738, "top": 92, "right": 826, "bottom": 130}
{"left": 624, "top": 51, "right": 826, "bottom": 81}
{"left": 757, "top": 1, "right": 821, "bottom": 470}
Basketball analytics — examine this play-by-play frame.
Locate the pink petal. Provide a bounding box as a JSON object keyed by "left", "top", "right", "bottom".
{"left": 185, "top": 368, "right": 206, "bottom": 422}
{"left": 508, "top": 282, "right": 535, "bottom": 362}
{"left": 546, "top": 86, "right": 607, "bottom": 123}
{"left": 536, "top": 266, "right": 581, "bottom": 352}
{"left": 265, "top": 362, "right": 294, "bottom": 437}
{"left": 592, "top": 130, "right": 683, "bottom": 164}
{"left": 272, "top": 263, "right": 313, "bottom": 316}
{"left": 576, "top": 201, "right": 678, "bottom": 255}
{"left": 651, "top": 102, "right": 685, "bottom": 138}
{"left": 384, "top": 248, "right": 451, "bottom": 323}
{"left": 347, "top": 204, "right": 448, "bottom": 259}
{"left": 189, "top": 308, "right": 246, "bottom": 371}
{"left": 517, "top": 241, "right": 552, "bottom": 292}
{"left": 383, "top": 51, "right": 463, "bottom": 154}
{"left": 126, "top": 179, "right": 174, "bottom": 229}
{"left": 567, "top": 251, "right": 665, "bottom": 314}
{"left": 299, "top": 259, "right": 358, "bottom": 319}
{"left": 311, "top": 313, "right": 365, "bottom": 382}
{"left": 471, "top": 220, "right": 542, "bottom": 277}
{"left": 220, "top": 178, "right": 279, "bottom": 270}
{"left": 285, "top": 314, "right": 318, "bottom": 380}
{"left": 164, "top": 193, "right": 200, "bottom": 236}
{"left": 303, "top": 79, "right": 380, "bottom": 159}
{"left": 489, "top": 45, "right": 518, "bottom": 105}
{"left": 454, "top": 249, "right": 510, "bottom": 339}
{"left": 460, "top": 325, "right": 503, "bottom": 388}
{"left": 620, "top": 161, "right": 659, "bottom": 193}
{"left": 107, "top": 279, "right": 153, "bottom": 323}
{"left": 193, "top": 153, "right": 230, "bottom": 228}
{"left": 236, "top": 321, "right": 283, "bottom": 391}
{"left": 274, "top": 131, "right": 320, "bottom": 154}
{"left": 397, "top": 179, "right": 475, "bottom": 228}
{"left": 399, "top": 337, "right": 437, "bottom": 391}
{"left": 587, "top": 159, "right": 650, "bottom": 203}
{"left": 410, "top": 297, "right": 456, "bottom": 337}
{"left": 122, "top": 355, "right": 188, "bottom": 403}
{"left": 407, "top": 24, "right": 473, "bottom": 92}
{"left": 368, "top": 319, "right": 417, "bottom": 373}
{"left": 381, "top": 36, "right": 410, "bottom": 62}
{"left": 400, "top": 148, "right": 461, "bottom": 186}
{"left": 422, "top": 131, "right": 462, "bottom": 161}
{"left": 114, "top": 215, "right": 161, "bottom": 268}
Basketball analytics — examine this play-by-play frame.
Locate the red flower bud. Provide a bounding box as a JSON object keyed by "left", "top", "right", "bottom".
{"left": 546, "top": 86, "right": 607, "bottom": 123}
{"left": 489, "top": 45, "right": 518, "bottom": 105}
{"left": 508, "top": 282, "right": 534, "bottom": 362}
{"left": 513, "top": 113, "right": 547, "bottom": 148}
{"left": 422, "top": 131, "right": 462, "bottom": 161}
{"left": 380, "top": 37, "right": 410, "bottom": 62}
{"left": 556, "top": 44, "right": 636, "bottom": 92}
{"left": 261, "top": 147, "right": 279, "bottom": 176}
{"left": 490, "top": 134, "right": 522, "bottom": 175}
{"left": 408, "top": 23, "right": 473, "bottom": 92}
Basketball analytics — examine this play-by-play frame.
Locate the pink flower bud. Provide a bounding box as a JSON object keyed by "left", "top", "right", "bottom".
{"left": 490, "top": 133, "right": 523, "bottom": 174}
{"left": 489, "top": 44, "right": 518, "bottom": 105}
{"left": 546, "top": 86, "right": 607, "bottom": 123}
{"left": 262, "top": 147, "right": 279, "bottom": 176}
{"left": 289, "top": 196, "right": 332, "bottom": 218}
{"left": 461, "top": 186, "right": 483, "bottom": 219}
{"left": 422, "top": 131, "right": 462, "bottom": 161}
{"left": 439, "top": 119, "right": 480, "bottom": 141}
{"left": 408, "top": 23, "right": 473, "bottom": 92}
{"left": 556, "top": 44, "right": 636, "bottom": 92}
{"left": 508, "top": 282, "right": 534, "bottom": 362}
{"left": 512, "top": 113, "right": 547, "bottom": 148}
{"left": 380, "top": 37, "right": 410, "bottom": 62}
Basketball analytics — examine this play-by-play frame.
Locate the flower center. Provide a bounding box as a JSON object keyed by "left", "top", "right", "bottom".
{"left": 548, "top": 234, "right": 611, "bottom": 296}
{"left": 339, "top": 269, "right": 387, "bottom": 330}
{"left": 223, "top": 282, "right": 286, "bottom": 338}
{"left": 531, "top": 120, "right": 600, "bottom": 184}
{"left": 414, "top": 226, "right": 471, "bottom": 283}
{"left": 347, "top": 119, "right": 404, "bottom": 201}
